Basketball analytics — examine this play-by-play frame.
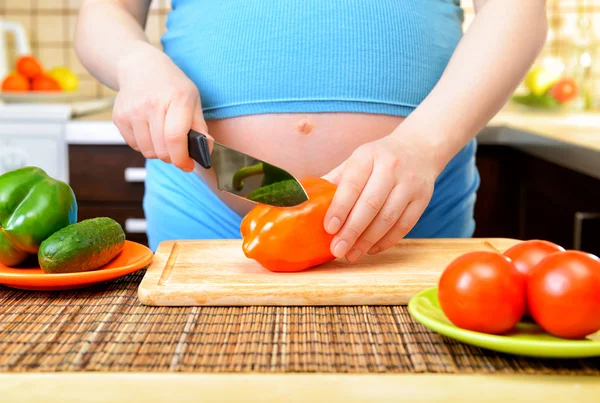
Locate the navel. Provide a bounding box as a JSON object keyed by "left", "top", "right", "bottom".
{"left": 296, "top": 118, "right": 313, "bottom": 135}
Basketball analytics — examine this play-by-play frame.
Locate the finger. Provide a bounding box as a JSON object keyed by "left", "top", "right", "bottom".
{"left": 331, "top": 161, "right": 396, "bottom": 260}
{"left": 323, "top": 151, "right": 373, "bottom": 236}
{"left": 345, "top": 184, "right": 410, "bottom": 261}
{"left": 148, "top": 104, "right": 170, "bottom": 163}
{"left": 321, "top": 161, "right": 346, "bottom": 185}
{"left": 113, "top": 118, "right": 139, "bottom": 152}
{"left": 112, "top": 104, "right": 139, "bottom": 152}
{"left": 368, "top": 199, "right": 427, "bottom": 255}
{"left": 164, "top": 95, "right": 199, "bottom": 172}
{"left": 131, "top": 118, "right": 156, "bottom": 159}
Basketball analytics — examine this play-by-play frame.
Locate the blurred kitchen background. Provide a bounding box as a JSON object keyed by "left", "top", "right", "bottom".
{"left": 0, "top": 0, "right": 599, "bottom": 254}
{"left": 0, "top": 0, "right": 169, "bottom": 100}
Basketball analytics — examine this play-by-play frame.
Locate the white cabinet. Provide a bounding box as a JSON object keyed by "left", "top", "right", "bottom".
{"left": 0, "top": 122, "right": 68, "bottom": 182}
{"left": 0, "top": 105, "right": 70, "bottom": 183}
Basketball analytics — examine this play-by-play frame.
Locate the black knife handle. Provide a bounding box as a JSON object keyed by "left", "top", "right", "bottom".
{"left": 187, "top": 130, "right": 212, "bottom": 169}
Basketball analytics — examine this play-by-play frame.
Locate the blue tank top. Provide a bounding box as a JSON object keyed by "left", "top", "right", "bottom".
{"left": 143, "top": 0, "right": 479, "bottom": 251}
{"left": 161, "top": 0, "right": 464, "bottom": 120}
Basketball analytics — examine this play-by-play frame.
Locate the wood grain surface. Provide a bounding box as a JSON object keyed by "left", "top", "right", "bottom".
{"left": 138, "top": 238, "right": 520, "bottom": 306}
{"left": 1, "top": 373, "right": 599, "bottom": 403}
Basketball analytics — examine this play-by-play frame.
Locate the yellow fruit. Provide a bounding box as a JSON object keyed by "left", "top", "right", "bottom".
{"left": 524, "top": 61, "right": 562, "bottom": 96}
{"left": 48, "top": 66, "right": 79, "bottom": 92}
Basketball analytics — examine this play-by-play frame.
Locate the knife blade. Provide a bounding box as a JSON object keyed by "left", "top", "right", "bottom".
{"left": 187, "top": 130, "right": 309, "bottom": 208}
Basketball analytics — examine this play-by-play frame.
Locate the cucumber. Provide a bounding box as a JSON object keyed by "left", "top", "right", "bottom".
{"left": 262, "top": 163, "right": 295, "bottom": 186}
{"left": 232, "top": 162, "right": 295, "bottom": 191}
{"left": 247, "top": 179, "right": 308, "bottom": 207}
{"left": 38, "top": 217, "right": 125, "bottom": 274}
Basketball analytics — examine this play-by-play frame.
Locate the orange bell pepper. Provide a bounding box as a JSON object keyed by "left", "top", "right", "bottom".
{"left": 240, "top": 177, "right": 337, "bottom": 272}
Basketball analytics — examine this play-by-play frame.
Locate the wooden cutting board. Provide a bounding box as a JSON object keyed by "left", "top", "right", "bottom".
{"left": 137, "top": 238, "right": 520, "bottom": 306}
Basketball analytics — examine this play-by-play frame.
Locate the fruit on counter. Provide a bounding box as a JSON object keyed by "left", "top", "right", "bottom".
{"left": 550, "top": 77, "right": 579, "bottom": 104}
{"left": 16, "top": 55, "right": 44, "bottom": 79}
{"left": 511, "top": 93, "right": 559, "bottom": 109}
{"left": 514, "top": 58, "right": 584, "bottom": 108}
{"left": 1, "top": 72, "right": 30, "bottom": 92}
{"left": 437, "top": 251, "right": 526, "bottom": 335}
{"left": 31, "top": 74, "right": 61, "bottom": 92}
{"left": 512, "top": 78, "right": 581, "bottom": 108}
{"left": 503, "top": 239, "right": 565, "bottom": 316}
{"left": 0, "top": 166, "right": 78, "bottom": 267}
{"left": 240, "top": 177, "right": 337, "bottom": 272}
{"left": 524, "top": 63, "right": 562, "bottom": 97}
{"left": 527, "top": 250, "right": 600, "bottom": 339}
{"left": 0, "top": 55, "right": 79, "bottom": 93}
{"left": 48, "top": 66, "right": 79, "bottom": 92}
{"left": 38, "top": 217, "right": 125, "bottom": 274}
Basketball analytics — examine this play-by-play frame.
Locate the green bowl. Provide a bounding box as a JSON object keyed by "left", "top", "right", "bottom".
{"left": 407, "top": 287, "right": 600, "bottom": 358}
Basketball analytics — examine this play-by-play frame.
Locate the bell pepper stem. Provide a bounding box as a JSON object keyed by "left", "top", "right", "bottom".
{"left": 232, "top": 163, "right": 264, "bottom": 191}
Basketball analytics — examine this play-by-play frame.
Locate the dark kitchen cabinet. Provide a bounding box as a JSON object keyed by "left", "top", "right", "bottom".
{"left": 474, "top": 144, "right": 600, "bottom": 256}
{"left": 518, "top": 153, "right": 600, "bottom": 256}
{"left": 472, "top": 145, "right": 522, "bottom": 239}
{"left": 68, "top": 145, "right": 148, "bottom": 246}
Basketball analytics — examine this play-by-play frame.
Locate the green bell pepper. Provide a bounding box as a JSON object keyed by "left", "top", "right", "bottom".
{"left": 0, "top": 166, "right": 77, "bottom": 267}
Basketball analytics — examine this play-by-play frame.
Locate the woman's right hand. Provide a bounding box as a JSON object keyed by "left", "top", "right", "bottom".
{"left": 112, "top": 40, "right": 209, "bottom": 172}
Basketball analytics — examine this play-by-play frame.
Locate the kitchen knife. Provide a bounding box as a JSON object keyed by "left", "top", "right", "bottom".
{"left": 187, "top": 130, "right": 309, "bottom": 208}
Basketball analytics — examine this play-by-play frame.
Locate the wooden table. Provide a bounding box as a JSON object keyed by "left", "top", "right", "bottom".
{"left": 1, "top": 373, "right": 599, "bottom": 402}
{"left": 1, "top": 264, "right": 599, "bottom": 402}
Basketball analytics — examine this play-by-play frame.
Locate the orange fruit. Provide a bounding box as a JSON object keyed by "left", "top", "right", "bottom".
{"left": 16, "top": 55, "right": 44, "bottom": 79}
{"left": 31, "top": 74, "right": 61, "bottom": 92}
{"left": 1, "top": 72, "right": 30, "bottom": 92}
{"left": 551, "top": 77, "right": 579, "bottom": 103}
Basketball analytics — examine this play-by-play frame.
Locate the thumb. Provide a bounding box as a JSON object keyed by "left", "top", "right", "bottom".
{"left": 322, "top": 160, "right": 346, "bottom": 185}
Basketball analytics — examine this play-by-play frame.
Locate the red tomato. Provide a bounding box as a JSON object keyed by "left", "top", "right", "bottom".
{"left": 438, "top": 251, "right": 526, "bottom": 335}
{"left": 528, "top": 250, "right": 600, "bottom": 339}
{"left": 16, "top": 55, "right": 44, "bottom": 79}
{"left": 503, "top": 240, "right": 565, "bottom": 315}
{"left": 504, "top": 240, "right": 565, "bottom": 278}
{"left": 1, "top": 72, "right": 30, "bottom": 92}
{"left": 551, "top": 77, "right": 579, "bottom": 103}
{"left": 31, "top": 74, "right": 61, "bottom": 92}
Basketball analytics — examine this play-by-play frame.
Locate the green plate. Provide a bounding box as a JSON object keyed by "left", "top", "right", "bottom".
{"left": 407, "top": 287, "right": 600, "bottom": 358}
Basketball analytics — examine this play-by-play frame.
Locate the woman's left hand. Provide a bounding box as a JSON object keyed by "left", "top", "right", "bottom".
{"left": 322, "top": 132, "right": 442, "bottom": 262}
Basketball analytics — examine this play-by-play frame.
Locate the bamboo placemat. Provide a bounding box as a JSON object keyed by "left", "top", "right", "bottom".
{"left": 0, "top": 270, "right": 599, "bottom": 374}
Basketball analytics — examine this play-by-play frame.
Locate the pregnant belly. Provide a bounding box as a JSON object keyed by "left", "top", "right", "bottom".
{"left": 196, "top": 112, "right": 405, "bottom": 216}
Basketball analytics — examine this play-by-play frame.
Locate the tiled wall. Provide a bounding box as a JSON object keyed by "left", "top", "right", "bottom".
{"left": 0, "top": 0, "right": 170, "bottom": 98}
{"left": 0, "top": 0, "right": 597, "bottom": 99}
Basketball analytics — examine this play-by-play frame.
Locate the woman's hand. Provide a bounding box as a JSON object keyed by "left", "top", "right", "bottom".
{"left": 322, "top": 132, "right": 442, "bottom": 262}
{"left": 112, "top": 40, "right": 209, "bottom": 172}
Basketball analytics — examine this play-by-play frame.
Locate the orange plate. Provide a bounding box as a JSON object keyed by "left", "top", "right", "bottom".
{"left": 0, "top": 240, "right": 153, "bottom": 291}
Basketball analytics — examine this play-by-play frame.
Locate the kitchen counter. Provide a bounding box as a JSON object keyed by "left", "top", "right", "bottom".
{"left": 67, "top": 107, "right": 600, "bottom": 180}
{"left": 67, "top": 110, "right": 123, "bottom": 144}
{"left": 1, "top": 373, "right": 599, "bottom": 402}
{"left": 478, "top": 109, "right": 600, "bottom": 180}
{"left": 0, "top": 266, "right": 598, "bottom": 402}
